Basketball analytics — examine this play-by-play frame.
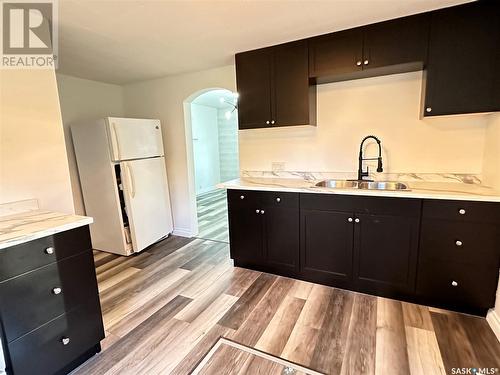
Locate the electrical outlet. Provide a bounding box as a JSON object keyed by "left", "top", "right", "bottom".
{"left": 272, "top": 162, "right": 285, "bottom": 172}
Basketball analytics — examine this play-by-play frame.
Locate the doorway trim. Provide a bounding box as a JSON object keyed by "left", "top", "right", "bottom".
{"left": 182, "top": 87, "right": 236, "bottom": 238}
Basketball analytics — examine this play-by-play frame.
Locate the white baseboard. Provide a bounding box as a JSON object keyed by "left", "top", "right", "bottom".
{"left": 172, "top": 227, "right": 196, "bottom": 238}
{"left": 486, "top": 309, "right": 500, "bottom": 342}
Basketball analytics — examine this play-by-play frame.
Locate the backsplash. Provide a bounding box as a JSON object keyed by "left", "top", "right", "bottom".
{"left": 241, "top": 170, "right": 483, "bottom": 185}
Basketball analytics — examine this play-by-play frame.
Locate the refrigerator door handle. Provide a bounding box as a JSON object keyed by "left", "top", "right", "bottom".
{"left": 112, "top": 122, "right": 122, "bottom": 160}
{"left": 126, "top": 162, "right": 136, "bottom": 198}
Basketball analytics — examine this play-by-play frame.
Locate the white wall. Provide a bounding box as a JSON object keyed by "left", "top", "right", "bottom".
{"left": 122, "top": 65, "right": 236, "bottom": 236}
{"left": 191, "top": 104, "right": 220, "bottom": 194}
{"left": 218, "top": 108, "right": 239, "bottom": 182}
{"left": 56, "top": 74, "right": 125, "bottom": 214}
{"left": 0, "top": 69, "right": 74, "bottom": 213}
{"left": 239, "top": 71, "right": 488, "bottom": 174}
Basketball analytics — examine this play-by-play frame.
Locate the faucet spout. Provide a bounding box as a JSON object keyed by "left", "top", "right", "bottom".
{"left": 357, "top": 135, "right": 383, "bottom": 181}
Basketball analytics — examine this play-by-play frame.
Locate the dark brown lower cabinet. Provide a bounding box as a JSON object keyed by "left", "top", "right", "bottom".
{"left": 227, "top": 189, "right": 500, "bottom": 316}
{"left": 300, "top": 209, "right": 353, "bottom": 288}
{"left": 0, "top": 225, "right": 104, "bottom": 375}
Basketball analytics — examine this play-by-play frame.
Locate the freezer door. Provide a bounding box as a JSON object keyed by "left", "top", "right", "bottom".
{"left": 121, "top": 157, "right": 173, "bottom": 252}
{"left": 107, "top": 117, "right": 164, "bottom": 161}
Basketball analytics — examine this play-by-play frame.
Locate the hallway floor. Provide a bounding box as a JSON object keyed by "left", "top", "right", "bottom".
{"left": 196, "top": 189, "right": 229, "bottom": 243}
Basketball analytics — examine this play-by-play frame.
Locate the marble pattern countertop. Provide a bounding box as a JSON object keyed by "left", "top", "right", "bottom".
{"left": 0, "top": 209, "right": 93, "bottom": 250}
{"left": 218, "top": 176, "right": 500, "bottom": 202}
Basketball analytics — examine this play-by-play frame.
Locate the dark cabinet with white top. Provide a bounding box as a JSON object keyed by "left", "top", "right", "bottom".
{"left": 227, "top": 189, "right": 500, "bottom": 316}
{"left": 0, "top": 225, "right": 104, "bottom": 375}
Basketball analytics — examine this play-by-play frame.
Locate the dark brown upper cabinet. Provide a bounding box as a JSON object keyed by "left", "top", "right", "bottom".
{"left": 309, "top": 14, "right": 429, "bottom": 83}
{"left": 423, "top": 2, "right": 500, "bottom": 117}
{"left": 235, "top": 41, "right": 316, "bottom": 129}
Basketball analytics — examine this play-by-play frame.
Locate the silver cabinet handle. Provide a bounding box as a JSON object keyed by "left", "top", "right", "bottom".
{"left": 355, "top": 218, "right": 360, "bottom": 223}
{"left": 455, "top": 240, "right": 463, "bottom": 247}
{"left": 451, "top": 281, "right": 458, "bottom": 287}
{"left": 458, "top": 208, "right": 466, "bottom": 215}
{"left": 363, "top": 60, "right": 369, "bottom": 65}
{"left": 44, "top": 247, "right": 54, "bottom": 255}
{"left": 255, "top": 209, "right": 260, "bottom": 214}
{"left": 52, "top": 287, "right": 62, "bottom": 295}
{"left": 356, "top": 61, "right": 362, "bottom": 66}
{"left": 276, "top": 197, "right": 281, "bottom": 203}
{"left": 426, "top": 107, "right": 432, "bottom": 113}
{"left": 240, "top": 195, "right": 245, "bottom": 200}
{"left": 348, "top": 218, "right": 353, "bottom": 223}
{"left": 61, "top": 337, "right": 70, "bottom": 346}
{"left": 266, "top": 121, "right": 270, "bottom": 125}
{"left": 271, "top": 120, "right": 275, "bottom": 125}
{"left": 260, "top": 210, "right": 265, "bottom": 214}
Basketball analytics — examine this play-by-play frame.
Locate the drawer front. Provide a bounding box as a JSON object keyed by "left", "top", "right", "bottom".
{"left": 261, "top": 191, "right": 299, "bottom": 209}
{"left": 0, "top": 250, "right": 98, "bottom": 342}
{"left": 227, "top": 189, "right": 261, "bottom": 210}
{"left": 300, "top": 193, "right": 421, "bottom": 217}
{"left": 8, "top": 302, "right": 104, "bottom": 375}
{"left": 422, "top": 199, "right": 500, "bottom": 223}
{"left": 0, "top": 226, "right": 92, "bottom": 282}
{"left": 420, "top": 219, "right": 499, "bottom": 266}
{"left": 417, "top": 260, "right": 499, "bottom": 310}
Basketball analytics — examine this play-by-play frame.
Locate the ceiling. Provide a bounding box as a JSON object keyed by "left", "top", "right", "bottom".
{"left": 57, "top": 0, "right": 472, "bottom": 85}
{"left": 192, "top": 89, "right": 238, "bottom": 109}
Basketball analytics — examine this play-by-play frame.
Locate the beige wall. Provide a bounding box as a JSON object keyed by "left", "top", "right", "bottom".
{"left": 122, "top": 65, "right": 236, "bottom": 236}
{"left": 482, "top": 114, "right": 500, "bottom": 188}
{"left": 56, "top": 74, "right": 125, "bottom": 214}
{"left": 239, "top": 71, "right": 488, "bottom": 174}
{"left": 0, "top": 69, "right": 74, "bottom": 213}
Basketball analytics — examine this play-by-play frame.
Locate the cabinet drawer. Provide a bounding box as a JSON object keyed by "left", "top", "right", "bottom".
{"left": 0, "top": 250, "right": 98, "bottom": 342}
{"left": 8, "top": 302, "right": 104, "bottom": 375}
{"left": 420, "top": 219, "right": 499, "bottom": 266}
{"left": 300, "top": 193, "right": 420, "bottom": 216}
{"left": 422, "top": 199, "right": 500, "bottom": 223}
{"left": 261, "top": 191, "right": 298, "bottom": 209}
{"left": 417, "top": 260, "right": 498, "bottom": 310}
{"left": 227, "top": 189, "right": 261, "bottom": 210}
{"left": 0, "top": 226, "right": 92, "bottom": 282}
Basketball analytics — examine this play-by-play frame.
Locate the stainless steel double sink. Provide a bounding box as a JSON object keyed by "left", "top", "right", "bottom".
{"left": 315, "top": 179, "right": 409, "bottom": 191}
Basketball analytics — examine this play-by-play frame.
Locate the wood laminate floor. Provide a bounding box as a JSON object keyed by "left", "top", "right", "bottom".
{"left": 196, "top": 189, "right": 229, "bottom": 243}
{"left": 75, "top": 236, "right": 500, "bottom": 375}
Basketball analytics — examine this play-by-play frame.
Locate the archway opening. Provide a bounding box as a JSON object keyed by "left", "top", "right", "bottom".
{"left": 184, "top": 88, "right": 239, "bottom": 242}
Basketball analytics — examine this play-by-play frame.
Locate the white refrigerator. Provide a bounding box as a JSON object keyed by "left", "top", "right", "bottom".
{"left": 72, "top": 117, "right": 174, "bottom": 256}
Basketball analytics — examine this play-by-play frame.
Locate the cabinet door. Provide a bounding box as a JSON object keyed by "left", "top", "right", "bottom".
{"left": 300, "top": 209, "right": 354, "bottom": 287}
{"left": 273, "top": 41, "right": 315, "bottom": 126}
{"left": 262, "top": 192, "right": 299, "bottom": 274}
{"left": 363, "top": 14, "right": 429, "bottom": 71}
{"left": 227, "top": 190, "right": 264, "bottom": 265}
{"left": 235, "top": 48, "right": 273, "bottom": 129}
{"left": 309, "top": 29, "right": 363, "bottom": 80}
{"left": 424, "top": 2, "right": 500, "bottom": 116}
{"left": 353, "top": 213, "right": 419, "bottom": 296}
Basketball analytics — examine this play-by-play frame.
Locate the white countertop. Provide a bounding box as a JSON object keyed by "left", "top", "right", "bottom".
{"left": 0, "top": 210, "right": 93, "bottom": 250}
{"left": 219, "top": 177, "right": 500, "bottom": 202}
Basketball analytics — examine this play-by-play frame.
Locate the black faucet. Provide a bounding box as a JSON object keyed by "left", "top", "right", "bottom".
{"left": 357, "top": 135, "right": 383, "bottom": 181}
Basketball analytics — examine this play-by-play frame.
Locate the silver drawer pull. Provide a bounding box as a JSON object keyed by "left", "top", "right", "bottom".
{"left": 451, "top": 281, "right": 458, "bottom": 287}
{"left": 354, "top": 218, "right": 360, "bottom": 223}
{"left": 276, "top": 197, "right": 281, "bottom": 203}
{"left": 348, "top": 218, "right": 353, "bottom": 223}
{"left": 455, "top": 240, "right": 463, "bottom": 247}
{"left": 44, "top": 247, "right": 54, "bottom": 255}
{"left": 61, "top": 337, "right": 70, "bottom": 346}
{"left": 52, "top": 287, "right": 62, "bottom": 295}
{"left": 240, "top": 195, "right": 245, "bottom": 200}
{"left": 458, "top": 208, "right": 466, "bottom": 215}
{"left": 260, "top": 210, "right": 265, "bottom": 215}
{"left": 255, "top": 209, "right": 260, "bottom": 214}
